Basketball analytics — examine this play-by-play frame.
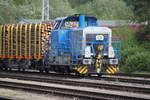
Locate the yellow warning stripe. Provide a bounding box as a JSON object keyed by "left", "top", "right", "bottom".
{"left": 20, "top": 24, "right": 22, "bottom": 58}
{"left": 25, "top": 24, "right": 28, "bottom": 58}
{"left": 74, "top": 65, "right": 89, "bottom": 74}
{"left": 16, "top": 24, "right": 18, "bottom": 57}
{"left": 79, "top": 66, "right": 87, "bottom": 74}
{"left": 107, "top": 66, "right": 115, "bottom": 74}
{"left": 0, "top": 26, "right": 2, "bottom": 57}
{"left": 106, "top": 65, "right": 120, "bottom": 74}
{"left": 38, "top": 23, "right": 42, "bottom": 59}
{"left": 34, "top": 24, "right": 37, "bottom": 58}
{"left": 106, "top": 69, "right": 112, "bottom": 74}
{"left": 11, "top": 25, "right": 14, "bottom": 58}
{"left": 82, "top": 69, "right": 88, "bottom": 74}
{"left": 110, "top": 65, "right": 117, "bottom": 72}
{"left": 75, "top": 66, "right": 88, "bottom": 74}
{"left": 77, "top": 66, "right": 83, "bottom": 72}
{"left": 29, "top": 24, "right": 32, "bottom": 58}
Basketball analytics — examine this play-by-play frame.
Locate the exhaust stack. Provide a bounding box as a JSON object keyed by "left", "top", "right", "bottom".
{"left": 79, "top": 14, "right": 85, "bottom": 28}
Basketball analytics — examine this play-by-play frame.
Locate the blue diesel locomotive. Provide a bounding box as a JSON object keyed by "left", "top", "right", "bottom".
{"left": 44, "top": 14, "right": 121, "bottom": 74}
{"left": 0, "top": 14, "right": 121, "bottom": 75}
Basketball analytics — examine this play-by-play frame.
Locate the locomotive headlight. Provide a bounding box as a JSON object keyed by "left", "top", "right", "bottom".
{"left": 83, "top": 59, "right": 92, "bottom": 64}
{"left": 109, "top": 59, "right": 118, "bottom": 65}
{"left": 96, "top": 35, "right": 104, "bottom": 41}
{"left": 85, "top": 46, "right": 91, "bottom": 58}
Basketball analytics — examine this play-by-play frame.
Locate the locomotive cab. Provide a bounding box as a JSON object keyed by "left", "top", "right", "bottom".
{"left": 47, "top": 14, "right": 120, "bottom": 74}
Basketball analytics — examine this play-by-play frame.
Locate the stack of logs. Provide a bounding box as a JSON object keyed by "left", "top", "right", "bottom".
{"left": 0, "top": 21, "right": 53, "bottom": 59}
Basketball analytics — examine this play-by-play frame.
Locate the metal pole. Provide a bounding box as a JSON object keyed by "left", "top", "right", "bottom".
{"left": 42, "top": 0, "right": 44, "bottom": 20}
{"left": 42, "top": 0, "right": 49, "bottom": 21}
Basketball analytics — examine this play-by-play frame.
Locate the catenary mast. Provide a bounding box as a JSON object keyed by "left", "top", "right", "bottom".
{"left": 42, "top": 0, "right": 49, "bottom": 20}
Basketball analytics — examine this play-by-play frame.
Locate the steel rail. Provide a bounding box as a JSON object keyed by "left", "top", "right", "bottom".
{"left": 101, "top": 76, "right": 150, "bottom": 85}
{"left": 103, "top": 73, "right": 150, "bottom": 78}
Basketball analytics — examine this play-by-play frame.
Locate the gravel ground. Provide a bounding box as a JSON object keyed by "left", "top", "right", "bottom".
{"left": 0, "top": 88, "right": 74, "bottom": 100}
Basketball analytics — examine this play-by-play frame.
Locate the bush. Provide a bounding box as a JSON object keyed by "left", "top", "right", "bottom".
{"left": 140, "top": 42, "right": 150, "bottom": 51}
{"left": 121, "top": 46, "right": 144, "bottom": 64}
{"left": 121, "top": 52, "right": 150, "bottom": 73}
{"left": 113, "top": 27, "right": 150, "bottom": 73}
{"left": 135, "top": 25, "right": 150, "bottom": 42}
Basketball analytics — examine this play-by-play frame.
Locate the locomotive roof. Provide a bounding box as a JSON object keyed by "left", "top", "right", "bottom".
{"left": 55, "top": 14, "right": 97, "bottom": 21}
{"left": 83, "top": 27, "right": 111, "bottom": 34}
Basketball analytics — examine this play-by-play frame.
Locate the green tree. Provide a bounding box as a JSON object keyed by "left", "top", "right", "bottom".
{"left": 68, "top": 0, "right": 133, "bottom": 20}
{"left": 0, "top": 0, "right": 42, "bottom": 24}
{"left": 124, "top": 0, "right": 150, "bottom": 41}
{"left": 49, "top": 0, "right": 76, "bottom": 18}
{"left": 0, "top": 0, "right": 134, "bottom": 24}
{"left": 125, "top": 0, "right": 150, "bottom": 24}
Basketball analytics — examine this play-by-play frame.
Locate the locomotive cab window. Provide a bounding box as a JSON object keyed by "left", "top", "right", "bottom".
{"left": 61, "top": 21, "right": 79, "bottom": 29}
{"left": 54, "top": 20, "right": 61, "bottom": 30}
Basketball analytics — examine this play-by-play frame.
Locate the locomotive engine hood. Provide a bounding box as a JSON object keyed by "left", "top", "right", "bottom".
{"left": 82, "top": 26, "right": 113, "bottom": 58}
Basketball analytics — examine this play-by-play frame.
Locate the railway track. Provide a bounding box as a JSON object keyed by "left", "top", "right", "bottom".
{"left": 0, "top": 72, "right": 150, "bottom": 94}
{"left": 0, "top": 72, "right": 149, "bottom": 99}
{"left": 1, "top": 71, "right": 150, "bottom": 85}
{"left": 0, "top": 79, "right": 149, "bottom": 100}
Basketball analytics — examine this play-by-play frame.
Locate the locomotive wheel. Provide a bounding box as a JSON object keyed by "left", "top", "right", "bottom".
{"left": 18, "top": 68, "right": 21, "bottom": 72}
{"left": 45, "top": 68, "right": 49, "bottom": 73}
{"left": 8, "top": 68, "right": 12, "bottom": 71}
{"left": 0, "top": 67, "right": 2, "bottom": 71}
{"left": 97, "top": 73, "right": 102, "bottom": 77}
{"left": 65, "top": 67, "right": 71, "bottom": 75}
{"left": 62, "top": 66, "right": 70, "bottom": 74}
{"left": 22, "top": 68, "right": 25, "bottom": 72}
{"left": 39, "top": 69, "right": 44, "bottom": 73}
{"left": 4, "top": 68, "right": 8, "bottom": 71}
